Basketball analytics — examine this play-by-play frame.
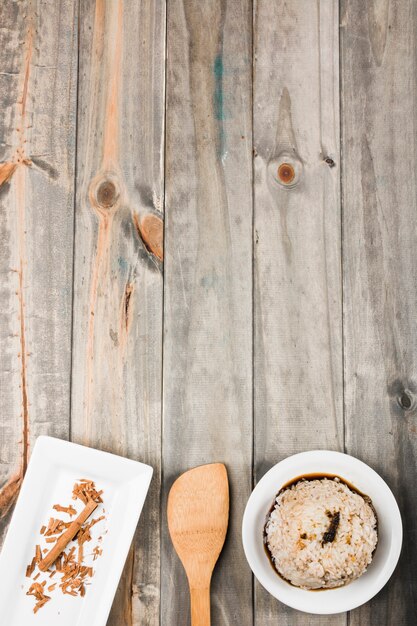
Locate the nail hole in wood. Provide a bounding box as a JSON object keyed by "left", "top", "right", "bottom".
{"left": 324, "top": 156, "right": 336, "bottom": 168}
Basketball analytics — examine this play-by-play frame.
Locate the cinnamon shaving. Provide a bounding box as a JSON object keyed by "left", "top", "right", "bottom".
{"left": 72, "top": 481, "right": 103, "bottom": 505}
{"left": 26, "top": 582, "right": 51, "bottom": 614}
{"left": 92, "top": 546, "right": 102, "bottom": 561}
{"left": 89, "top": 515, "right": 105, "bottom": 529}
{"left": 53, "top": 504, "right": 76, "bottom": 516}
{"left": 25, "top": 478, "right": 105, "bottom": 613}
{"left": 26, "top": 556, "right": 37, "bottom": 577}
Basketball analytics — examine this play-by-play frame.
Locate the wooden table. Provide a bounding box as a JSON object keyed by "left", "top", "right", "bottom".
{"left": 0, "top": 1, "right": 415, "bottom": 624}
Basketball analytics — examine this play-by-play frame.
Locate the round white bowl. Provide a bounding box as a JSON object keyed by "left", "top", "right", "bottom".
{"left": 242, "top": 450, "right": 402, "bottom": 615}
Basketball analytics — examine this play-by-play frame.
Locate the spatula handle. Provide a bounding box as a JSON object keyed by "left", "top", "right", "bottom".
{"left": 190, "top": 586, "right": 210, "bottom": 626}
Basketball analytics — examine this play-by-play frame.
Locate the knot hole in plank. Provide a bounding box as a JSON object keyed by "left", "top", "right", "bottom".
{"left": 268, "top": 152, "right": 302, "bottom": 190}
{"left": 89, "top": 173, "right": 121, "bottom": 215}
{"left": 398, "top": 389, "right": 415, "bottom": 412}
{"left": 388, "top": 379, "right": 416, "bottom": 413}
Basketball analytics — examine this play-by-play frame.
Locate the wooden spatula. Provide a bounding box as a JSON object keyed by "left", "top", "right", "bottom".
{"left": 167, "top": 463, "right": 229, "bottom": 626}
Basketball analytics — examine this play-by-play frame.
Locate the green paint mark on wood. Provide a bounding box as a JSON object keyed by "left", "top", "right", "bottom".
{"left": 214, "top": 54, "right": 225, "bottom": 121}
{"left": 213, "top": 54, "right": 228, "bottom": 159}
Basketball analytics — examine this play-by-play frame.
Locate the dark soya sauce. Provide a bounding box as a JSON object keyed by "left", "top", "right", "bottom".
{"left": 263, "top": 473, "right": 378, "bottom": 591}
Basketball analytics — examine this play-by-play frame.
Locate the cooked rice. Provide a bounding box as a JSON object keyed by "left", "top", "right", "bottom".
{"left": 265, "top": 478, "right": 378, "bottom": 590}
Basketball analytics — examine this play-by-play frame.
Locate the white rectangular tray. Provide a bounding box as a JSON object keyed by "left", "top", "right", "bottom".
{"left": 0, "top": 436, "right": 153, "bottom": 626}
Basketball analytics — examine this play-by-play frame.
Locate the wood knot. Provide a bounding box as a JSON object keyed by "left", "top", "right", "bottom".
{"left": 398, "top": 390, "right": 414, "bottom": 411}
{"left": 268, "top": 153, "right": 302, "bottom": 189}
{"left": 133, "top": 213, "right": 164, "bottom": 261}
{"left": 324, "top": 156, "right": 336, "bottom": 168}
{"left": 277, "top": 163, "right": 295, "bottom": 184}
{"left": 0, "top": 162, "right": 18, "bottom": 187}
{"left": 388, "top": 379, "right": 416, "bottom": 413}
{"left": 96, "top": 180, "right": 118, "bottom": 209}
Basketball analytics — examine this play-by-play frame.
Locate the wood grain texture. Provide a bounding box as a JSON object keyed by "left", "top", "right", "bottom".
{"left": 162, "top": 0, "right": 253, "bottom": 624}
{"left": 71, "top": 1, "right": 165, "bottom": 624}
{"left": 253, "top": 1, "right": 345, "bottom": 623}
{"left": 341, "top": 1, "right": 417, "bottom": 624}
{"left": 0, "top": 0, "right": 77, "bottom": 529}
{"left": 1, "top": 1, "right": 416, "bottom": 624}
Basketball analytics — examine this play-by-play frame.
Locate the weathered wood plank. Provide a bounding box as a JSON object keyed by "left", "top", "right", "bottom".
{"left": 71, "top": 1, "right": 165, "bottom": 624}
{"left": 162, "top": 0, "right": 253, "bottom": 624}
{"left": 0, "top": 0, "right": 77, "bottom": 530}
{"left": 253, "top": 1, "right": 345, "bottom": 623}
{"left": 341, "top": 1, "right": 417, "bottom": 624}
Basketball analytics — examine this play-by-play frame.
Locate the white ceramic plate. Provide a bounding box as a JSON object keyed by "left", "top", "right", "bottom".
{"left": 242, "top": 450, "right": 402, "bottom": 614}
{"left": 0, "top": 436, "right": 153, "bottom": 626}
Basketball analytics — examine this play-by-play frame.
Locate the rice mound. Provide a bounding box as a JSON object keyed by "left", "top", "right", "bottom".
{"left": 265, "top": 478, "right": 378, "bottom": 590}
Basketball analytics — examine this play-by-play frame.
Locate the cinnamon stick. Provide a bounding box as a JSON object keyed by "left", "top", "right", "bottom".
{"left": 38, "top": 499, "right": 98, "bottom": 572}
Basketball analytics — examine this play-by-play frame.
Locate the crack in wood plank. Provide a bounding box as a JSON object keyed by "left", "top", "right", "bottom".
{"left": 17, "top": 172, "right": 29, "bottom": 476}
{"left": 116, "top": 280, "right": 135, "bottom": 360}
{"left": 121, "top": 282, "right": 134, "bottom": 334}
{"left": 16, "top": 5, "right": 35, "bottom": 477}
